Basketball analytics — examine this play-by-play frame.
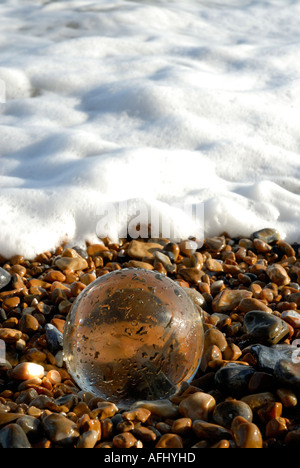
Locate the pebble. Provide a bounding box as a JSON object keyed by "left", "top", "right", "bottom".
{"left": 155, "top": 433, "right": 183, "bottom": 448}
{"left": 45, "top": 323, "right": 63, "bottom": 354}
{"left": 251, "top": 228, "right": 280, "bottom": 244}
{"left": 0, "top": 328, "right": 22, "bottom": 343}
{"left": 213, "top": 400, "right": 253, "bottom": 429}
{"left": 212, "top": 289, "right": 253, "bottom": 313}
{"left": 274, "top": 359, "right": 300, "bottom": 390}
{"left": 231, "top": 416, "right": 263, "bottom": 448}
{"left": 241, "top": 392, "right": 276, "bottom": 411}
{"left": 266, "top": 264, "right": 290, "bottom": 286}
{"left": 0, "top": 267, "right": 11, "bottom": 290}
{"left": 127, "top": 240, "right": 163, "bottom": 259}
{"left": 238, "top": 297, "right": 272, "bottom": 314}
{"left": 42, "top": 413, "right": 80, "bottom": 446}
{"left": 11, "top": 362, "right": 45, "bottom": 380}
{"left": 281, "top": 309, "right": 300, "bottom": 328}
{"left": 214, "top": 364, "right": 256, "bottom": 397}
{"left": 171, "top": 417, "right": 192, "bottom": 436}
{"left": 0, "top": 423, "right": 31, "bottom": 448}
{"left": 192, "top": 420, "right": 232, "bottom": 441}
{"left": 178, "top": 392, "right": 216, "bottom": 421}
{"left": 276, "top": 388, "right": 297, "bottom": 408}
{"left": 204, "top": 328, "right": 228, "bottom": 352}
{"left": 76, "top": 430, "right": 99, "bottom": 449}
{"left": 131, "top": 400, "right": 179, "bottom": 418}
{"left": 55, "top": 255, "right": 88, "bottom": 271}
{"left": 243, "top": 311, "right": 289, "bottom": 345}
{"left": 16, "top": 415, "right": 41, "bottom": 442}
{"left": 113, "top": 432, "right": 138, "bottom": 448}
{"left": 19, "top": 313, "right": 39, "bottom": 334}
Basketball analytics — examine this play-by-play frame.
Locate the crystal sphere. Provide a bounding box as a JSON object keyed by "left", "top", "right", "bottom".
{"left": 63, "top": 268, "right": 204, "bottom": 406}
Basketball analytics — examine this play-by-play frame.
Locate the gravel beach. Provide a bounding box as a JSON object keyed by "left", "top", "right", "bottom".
{"left": 1, "top": 229, "right": 300, "bottom": 448}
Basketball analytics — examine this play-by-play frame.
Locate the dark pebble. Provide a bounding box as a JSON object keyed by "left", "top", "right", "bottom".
{"left": 274, "top": 359, "right": 300, "bottom": 391}
{"left": 214, "top": 364, "right": 256, "bottom": 397}
{"left": 0, "top": 267, "right": 11, "bottom": 291}
{"left": 244, "top": 311, "right": 289, "bottom": 345}
{"left": 213, "top": 400, "right": 253, "bottom": 429}
{"left": 251, "top": 228, "right": 280, "bottom": 244}
{"left": 244, "top": 344, "right": 295, "bottom": 373}
{"left": 45, "top": 323, "right": 63, "bottom": 354}
{"left": 42, "top": 413, "right": 80, "bottom": 446}
{"left": 0, "top": 423, "right": 31, "bottom": 448}
{"left": 16, "top": 415, "right": 42, "bottom": 442}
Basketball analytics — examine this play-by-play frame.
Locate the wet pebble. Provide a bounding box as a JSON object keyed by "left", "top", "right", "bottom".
{"left": 243, "top": 311, "right": 289, "bottom": 345}
{"left": 192, "top": 420, "right": 232, "bottom": 441}
{"left": 0, "top": 267, "right": 11, "bottom": 290}
{"left": 266, "top": 264, "right": 290, "bottom": 286}
{"left": 214, "top": 364, "right": 256, "bottom": 397}
{"left": 212, "top": 289, "right": 253, "bottom": 313}
{"left": 42, "top": 413, "right": 80, "bottom": 446}
{"left": 155, "top": 433, "right": 183, "bottom": 448}
{"left": 213, "top": 400, "right": 253, "bottom": 429}
{"left": 178, "top": 392, "right": 216, "bottom": 421}
{"left": 0, "top": 423, "right": 31, "bottom": 448}
{"left": 45, "top": 323, "right": 63, "bottom": 354}
{"left": 251, "top": 228, "right": 280, "bottom": 244}
{"left": 274, "top": 359, "right": 300, "bottom": 390}
{"left": 16, "top": 415, "right": 41, "bottom": 442}
{"left": 231, "top": 416, "right": 263, "bottom": 448}
{"left": 77, "top": 430, "right": 99, "bottom": 449}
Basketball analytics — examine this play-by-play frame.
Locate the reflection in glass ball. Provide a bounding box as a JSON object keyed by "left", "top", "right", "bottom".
{"left": 63, "top": 268, "right": 204, "bottom": 407}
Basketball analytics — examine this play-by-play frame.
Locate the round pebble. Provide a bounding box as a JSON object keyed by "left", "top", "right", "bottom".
{"left": 213, "top": 400, "right": 253, "bottom": 429}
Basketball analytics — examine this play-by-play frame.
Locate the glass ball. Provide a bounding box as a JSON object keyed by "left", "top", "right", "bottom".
{"left": 63, "top": 268, "right": 204, "bottom": 407}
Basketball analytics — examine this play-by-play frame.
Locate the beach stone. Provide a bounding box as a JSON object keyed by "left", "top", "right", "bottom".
{"left": 113, "top": 432, "right": 138, "bottom": 448}
{"left": 231, "top": 416, "right": 263, "bottom": 448}
{"left": 179, "top": 267, "right": 204, "bottom": 285}
{"left": 171, "top": 417, "right": 192, "bottom": 436}
{"left": 155, "top": 433, "right": 183, "bottom": 448}
{"left": 265, "top": 417, "right": 288, "bottom": 439}
{"left": 241, "top": 392, "right": 276, "bottom": 411}
{"left": 244, "top": 344, "right": 296, "bottom": 373}
{"left": 0, "top": 328, "right": 22, "bottom": 343}
{"left": 0, "top": 413, "right": 23, "bottom": 427}
{"left": 212, "top": 289, "right": 252, "bottom": 313}
{"left": 274, "top": 359, "right": 300, "bottom": 390}
{"left": 205, "top": 236, "right": 226, "bottom": 251}
{"left": 206, "top": 259, "right": 223, "bottom": 272}
{"left": 124, "top": 260, "right": 153, "bottom": 270}
{"left": 192, "top": 420, "right": 232, "bottom": 441}
{"left": 183, "top": 287, "right": 206, "bottom": 309}
{"left": 127, "top": 240, "right": 163, "bottom": 260}
{"left": 178, "top": 392, "right": 216, "bottom": 421}
{"left": 251, "top": 228, "right": 280, "bottom": 244}
{"left": 266, "top": 264, "right": 290, "bottom": 286}
{"left": 244, "top": 311, "right": 289, "bottom": 345}
{"left": 132, "top": 425, "right": 157, "bottom": 443}
{"left": 0, "top": 267, "right": 11, "bottom": 290}
{"left": 11, "top": 362, "right": 45, "bottom": 380}
{"left": 214, "top": 364, "right": 256, "bottom": 397}
{"left": 122, "top": 408, "right": 151, "bottom": 423}
{"left": 77, "top": 430, "right": 99, "bottom": 449}
{"left": 0, "top": 423, "right": 31, "bottom": 448}
{"left": 213, "top": 400, "right": 253, "bottom": 429}
{"left": 45, "top": 323, "right": 63, "bottom": 354}
{"left": 276, "top": 388, "right": 297, "bottom": 408}
{"left": 55, "top": 255, "right": 88, "bottom": 271}
{"left": 16, "top": 415, "right": 41, "bottom": 442}
{"left": 248, "top": 371, "right": 275, "bottom": 393}
{"left": 131, "top": 400, "right": 179, "bottom": 419}
{"left": 204, "top": 328, "right": 228, "bottom": 352}
{"left": 42, "top": 413, "right": 80, "bottom": 446}
{"left": 19, "top": 313, "right": 39, "bottom": 334}
{"left": 281, "top": 310, "right": 300, "bottom": 328}
{"left": 238, "top": 297, "right": 272, "bottom": 314}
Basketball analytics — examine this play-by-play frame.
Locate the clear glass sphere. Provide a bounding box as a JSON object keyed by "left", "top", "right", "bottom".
{"left": 63, "top": 268, "right": 204, "bottom": 407}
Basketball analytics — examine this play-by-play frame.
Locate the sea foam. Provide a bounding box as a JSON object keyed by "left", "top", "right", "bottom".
{"left": 1, "top": 0, "right": 300, "bottom": 258}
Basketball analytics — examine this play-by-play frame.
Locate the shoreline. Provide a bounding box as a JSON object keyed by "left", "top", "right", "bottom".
{"left": 1, "top": 228, "right": 300, "bottom": 448}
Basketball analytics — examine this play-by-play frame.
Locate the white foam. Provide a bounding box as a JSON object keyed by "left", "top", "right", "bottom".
{"left": 1, "top": 0, "right": 300, "bottom": 258}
